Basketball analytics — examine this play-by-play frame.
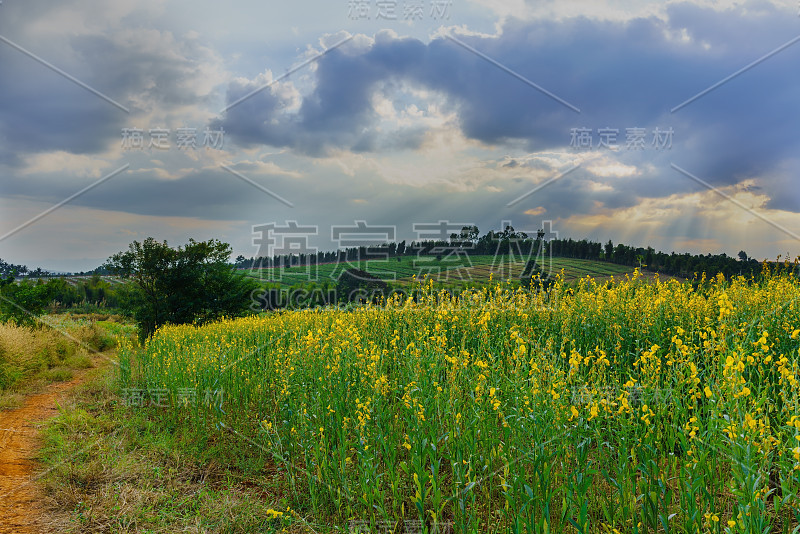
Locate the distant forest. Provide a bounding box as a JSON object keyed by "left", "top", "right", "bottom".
{"left": 233, "top": 225, "right": 774, "bottom": 280}
{"left": 2, "top": 225, "right": 790, "bottom": 282}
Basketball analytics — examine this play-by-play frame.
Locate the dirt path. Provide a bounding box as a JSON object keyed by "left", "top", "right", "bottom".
{"left": 0, "top": 368, "right": 99, "bottom": 534}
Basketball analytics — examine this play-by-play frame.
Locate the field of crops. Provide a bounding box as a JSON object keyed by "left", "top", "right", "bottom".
{"left": 119, "top": 266, "right": 800, "bottom": 533}
{"left": 412, "top": 256, "right": 638, "bottom": 285}
{"left": 245, "top": 255, "right": 636, "bottom": 288}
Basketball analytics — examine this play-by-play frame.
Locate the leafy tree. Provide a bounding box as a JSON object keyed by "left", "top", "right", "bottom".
{"left": 0, "top": 273, "right": 52, "bottom": 327}
{"left": 0, "top": 258, "right": 27, "bottom": 277}
{"left": 456, "top": 225, "right": 479, "bottom": 243}
{"left": 28, "top": 267, "right": 50, "bottom": 278}
{"left": 106, "top": 238, "right": 260, "bottom": 341}
{"left": 645, "top": 247, "right": 654, "bottom": 267}
{"left": 44, "top": 278, "right": 82, "bottom": 307}
{"left": 604, "top": 240, "right": 614, "bottom": 260}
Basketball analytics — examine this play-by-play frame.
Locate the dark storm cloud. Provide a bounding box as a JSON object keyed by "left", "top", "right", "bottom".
{"left": 67, "top": 33, "right": 220, "bottom": 111}
{"left": 2, "top": 0, "right": 798, "bottom": 236}
{"left": 215, "top": 1, "right": 800, "bottom": 211}
{"left": 211, "top": 34, "right": 429, "bottom": 156}
{"left": 0, "top": 48, "right": 124, "bottom": 157}
{"left": 0, "top": 164, "right": 301, "bottom": 220}
{"left": 0, "top": 3, "right": 221, "bottom": 167}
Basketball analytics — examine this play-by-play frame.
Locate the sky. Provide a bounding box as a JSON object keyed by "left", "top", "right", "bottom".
{"left": 0, "top": 0, "right": 798, "bottom": 272}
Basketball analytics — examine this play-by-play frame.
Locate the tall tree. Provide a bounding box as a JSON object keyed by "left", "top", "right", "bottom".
{"left": 106, "top": 238, "right": 260, "bottom": 340}
{"left": 604, "top": 240, "right": 614, "bottom": 261}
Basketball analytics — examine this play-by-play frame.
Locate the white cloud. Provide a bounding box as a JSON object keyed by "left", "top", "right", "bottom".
{"left": 21, "top": 152, "right": 110, "bottom": 179}
{"left": 585, "top": 159, "right": 639, "bottom": 178}
{"left": 466, "top": 0, "right": 792, "bottom": 23}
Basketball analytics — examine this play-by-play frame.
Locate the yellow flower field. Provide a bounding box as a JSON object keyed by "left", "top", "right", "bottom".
{"left": 119, "top": 265, "right": 800, "bottom": 533}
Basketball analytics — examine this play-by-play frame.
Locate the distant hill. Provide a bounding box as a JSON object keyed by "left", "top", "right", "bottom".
{"left": 243, "top": 254, "right": 653, "bottom": 290}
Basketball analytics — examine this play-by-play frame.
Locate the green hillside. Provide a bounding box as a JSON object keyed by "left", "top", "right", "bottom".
{"left": 243, "top": 255, "right": 639, "bottom": 289}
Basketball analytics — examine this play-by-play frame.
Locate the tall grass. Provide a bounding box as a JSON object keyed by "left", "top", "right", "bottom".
{"left": 119, "top": 265, "right": 800, "bottom": 532}
{"left": 0, "top": 317, "right": 118, "bottom": 395}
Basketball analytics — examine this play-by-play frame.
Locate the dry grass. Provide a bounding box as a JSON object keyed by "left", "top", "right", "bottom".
{"left": 38, "top": 365, "right": 307, "bottom": 533}
{"left": 0, "top": 318, "right": 120, "bottom": 408}
{"left": 0, "top": 322, "right": 76, "bottom": 387}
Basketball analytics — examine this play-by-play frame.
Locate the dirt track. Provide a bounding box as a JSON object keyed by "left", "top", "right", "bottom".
{"left": 0, "top": 373, "right": 92, "bottom": 533}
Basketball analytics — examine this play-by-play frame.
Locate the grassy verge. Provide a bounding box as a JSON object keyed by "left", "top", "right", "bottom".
{"left": 37, "top": 362, "right": 314, "bottom": 533}
{"left": 0, "top": 315, "right": 124, "bottom": 410}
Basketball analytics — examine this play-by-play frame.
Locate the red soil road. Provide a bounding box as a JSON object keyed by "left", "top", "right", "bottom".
{"left": 0, "top": 373, "right": 91, "bottom": 534}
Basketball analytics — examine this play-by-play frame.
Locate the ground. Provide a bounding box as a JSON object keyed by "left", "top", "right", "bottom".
{"left": 0, "top": 353, "right": 108, "bottom": 533}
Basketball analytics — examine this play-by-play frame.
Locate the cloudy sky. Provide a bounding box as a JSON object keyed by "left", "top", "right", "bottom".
{"left": 0, "top": 0, "right": 798, "bottom": 272}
